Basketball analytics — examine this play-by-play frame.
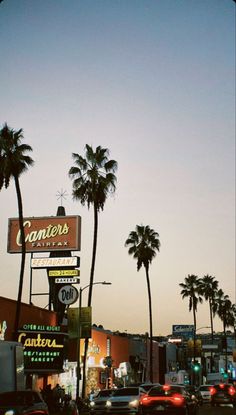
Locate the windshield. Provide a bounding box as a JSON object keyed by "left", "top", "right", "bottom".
{"left": 113, "top": 388, "right": 139, "bottom": 396}
{"left": 97, "top": 390, "right": 114, "bottom": 397}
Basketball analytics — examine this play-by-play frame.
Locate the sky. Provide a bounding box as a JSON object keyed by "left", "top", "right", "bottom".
{"left": 0, "top": 0, "right": 235, "bottom": 337}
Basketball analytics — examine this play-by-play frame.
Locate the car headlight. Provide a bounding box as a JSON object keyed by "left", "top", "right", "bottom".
{"left": 5, "top": 411, "right": 15, "bottom": 415}
{"left": 129, "top": 399, "right": 139, "bottom": 408}
{"left": 106, "top": 400, "right": 112, "bottom": 407}
{"left": 90, "top": 401, "right": 95, "bottom": 407}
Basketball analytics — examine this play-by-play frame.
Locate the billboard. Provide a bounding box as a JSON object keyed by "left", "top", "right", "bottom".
{"left": 172, "top": 324, "right": 194, "bottom": 339}
{"left": 8, "top": 215, "right": 81, "bottom": 253}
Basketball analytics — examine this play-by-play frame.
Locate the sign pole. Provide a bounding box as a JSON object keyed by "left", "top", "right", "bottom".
{"left": 76, "top": 287, "right": 82, "bottom": 401}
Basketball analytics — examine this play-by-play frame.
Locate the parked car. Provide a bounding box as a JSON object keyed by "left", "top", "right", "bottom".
{"left": 105, "top": 386, "right": 146, "bottom": 413}
{"left": 89, "top": 389, "right": 115, "bottom": 414}
{"left": 198, "top": 384, "right": 212, "bottom": 403}
{"left": 0, "top": 390, "right": 49, "bottom": 415}
{"left": 210, "top": 383, "right": 236, "bottom": 407}
{"left": 139, "top": 384, "right": 198, "bottom": 414}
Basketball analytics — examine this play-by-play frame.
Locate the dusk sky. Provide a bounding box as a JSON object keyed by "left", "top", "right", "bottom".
{"left": 0, "top": 0, "right": 235, "bottom": 336}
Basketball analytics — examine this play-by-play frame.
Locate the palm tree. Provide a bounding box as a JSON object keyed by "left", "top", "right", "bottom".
{"left": 125, "top": 224, "right": 160, "bottom": 383}
{"left": 179, "top": 275, "right": 203, "bottom": 362}
{"left": 198, "top": 274, "right": 218, "bottom": 371}
{"left": 198, "top": 275, "right": 218, "bottom": 341}
{"left": 214, "top": 289, "right": 234, "bottom": 372}
{"left": 69, "top": 144, "right": 117, "bottom": 397}
{"left": 0, "top": 123, "right": 34, "bottom": 339}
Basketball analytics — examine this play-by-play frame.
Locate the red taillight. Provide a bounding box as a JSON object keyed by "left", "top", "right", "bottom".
{"left": 163, "top": 384, "right": 170, "bottom": 391}
{"left": 140, "top": 394, "right": 152, "bottom": 405}
{"left": 171, "top": 393, "right": 184, "bottom": 406}
{"left": 219, "top": 383, "right": 225, "bottom": 389}
{"left": 27, "top": 411, "right": 48, "bottom": 415}
{"left": 229, "top": 386, "right": 236, "bottom": 396}
{"left": 210, "top": 387, "right": 216, "bottom": 395}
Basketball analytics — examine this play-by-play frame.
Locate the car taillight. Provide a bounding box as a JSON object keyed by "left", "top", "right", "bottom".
{"left": 219, "top": 383, "right": 225, "bottom": 389}
{"left": 163, "top": 384, "right": 170, "bottom": 391}
{"left": 229, "top": 386, "right": 236, "bottom": 396}
{"left": 140, "top": 394, "right": 152, "bottom": 405}
{"left": 210, "top": 387, "right": 216, "bottom": 396}
{"left": 26, "top": 411, "right": 48, "bottom": 415}
{"left": 171, "top": 393, "right": 184, "bottom": 406}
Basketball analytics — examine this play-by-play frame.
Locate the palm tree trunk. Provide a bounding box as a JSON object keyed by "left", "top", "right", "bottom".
{"left": 193, "top": 305, "right": 197, "bottom": 361}
{"left": 209, "top": 299, "right": 214, "bottom": 371}
{"left": 87, "top": 205, "right": 98, "bottom": 307}
{"left": 145, "top": 265, "right": 153, "bottom": 383}
{"left": 13, "top": 176, "right": 26, "bottom": 340}
{"left": 82, "top": 205, "right": 98, "bottom": 398}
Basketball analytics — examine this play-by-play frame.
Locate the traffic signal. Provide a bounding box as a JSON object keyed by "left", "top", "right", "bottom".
{"left": 193, "top": 361, "right": 201, "bottom": 372}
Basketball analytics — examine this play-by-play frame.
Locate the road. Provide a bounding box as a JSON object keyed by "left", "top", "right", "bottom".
{"left": 199, "top": 403, "right": 236, "bottom": 414}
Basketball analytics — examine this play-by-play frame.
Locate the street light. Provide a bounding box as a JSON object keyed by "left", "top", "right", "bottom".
{"left": 196, "top": 326, "right": 211, "bottom": 332}
{"left": 76, "top": 281, "right": 112, "bottom": 400}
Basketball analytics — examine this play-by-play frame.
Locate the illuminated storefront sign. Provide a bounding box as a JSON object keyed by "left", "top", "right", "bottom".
{"left": 18, "top": 330, "right": 66, "bottom": 372}
{"left": 8, "top": 215, "right": 81, "bottom": 253}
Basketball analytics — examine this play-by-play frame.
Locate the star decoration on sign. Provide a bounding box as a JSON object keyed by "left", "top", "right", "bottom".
{"left": 56, "top": 189, "right": 68, "bottom": 206}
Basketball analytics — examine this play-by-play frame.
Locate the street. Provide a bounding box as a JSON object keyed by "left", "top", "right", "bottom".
{"left": 199, "top": 404, "right": 236, "bottom": 414}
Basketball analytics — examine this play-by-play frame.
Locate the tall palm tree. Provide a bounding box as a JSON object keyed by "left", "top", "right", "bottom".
{"left": 179, "top": 275, "right": 203, "bottom": 362}
{"left": 0, "top": 123, "right": 34, "bottom": 339}
{"left": 214, "top": 289, "right": 234, "bottom": 372}
{"left": 69, "top": 144, "right": 117, "bottom": 397}
{"left": 198, "top": 275, "right": 218, "bottom": 342}
{"left": 213, "top": 289, "right": 231, "bottom": 333}
{"left": 125, "top": 224, "right": 160, "bottom": 383}
{"left": 198, "top": 274, "right": 219, "bottom": 371}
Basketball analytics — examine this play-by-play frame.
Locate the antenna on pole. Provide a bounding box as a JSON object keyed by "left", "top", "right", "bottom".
{"left": 56, "top": 188, "right": 68, "bottom": 206}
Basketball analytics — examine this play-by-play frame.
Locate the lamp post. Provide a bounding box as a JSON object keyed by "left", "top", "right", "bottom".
{"left": 76, "top": 281, "right": 112, "bottom": 400}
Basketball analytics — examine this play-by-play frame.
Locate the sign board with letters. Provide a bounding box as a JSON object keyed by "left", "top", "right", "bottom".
{"left": 8, "top": 215, "right": 81, "bottom": 253}
{"left": 31, "top": 256, "right": 80, "bottom": 268}
{"left": 55, "top": 277, "right": 80, "bottom": 284}
{"left": 17, "top": 329, "right": 66, "bottom": 372}
{"left": 58, "top": 285, "right": 79, "bottom": 305}
{"left": 172, "top": 325, "right": 194, "bottom": 339}
{"left": 48, "top": 269, "right": 80, "bottom": 277}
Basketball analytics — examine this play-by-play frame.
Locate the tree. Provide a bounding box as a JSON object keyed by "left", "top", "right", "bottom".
{"left": 198, "top": 274, "right": 219, "bottom": 371}
{"left": 179, "top": 275, "right": 203, "bottom": 362}
{"left": 0, "top": 123, "right": 34, "bottom": 338}
{"left": 69, "top": 144, "right": 117, "bottom": 397}
{"left": 198, "top": 275, "right": 218, "bottom": 340}
{"left": 125, "top": 224, "right": 160, "bottom": 382}
{"left": 213, "top": 289, "right": 234, "bottom": 372}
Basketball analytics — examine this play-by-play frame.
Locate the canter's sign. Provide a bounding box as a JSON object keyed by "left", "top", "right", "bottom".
{"left": 8, "top": 215, "right": 81, "bottom": 253}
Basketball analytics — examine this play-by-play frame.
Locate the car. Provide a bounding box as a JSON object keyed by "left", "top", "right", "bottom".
{"left": 210, "top": 383, "right": 236, "bottom": 407}
{"left": 89, "top": 389, "right": 116, "bottom": 414}
{"left": 0, "top": 390, "right": 49, "bottom": 415}
{"left": 105, "top": 386, "right": 146, "bottom": 413}
{"left": 197, "top": 384, "right": 212, "bottom": 403}
{"left": 139, "top": 384, "right": 199, "bottom": 414}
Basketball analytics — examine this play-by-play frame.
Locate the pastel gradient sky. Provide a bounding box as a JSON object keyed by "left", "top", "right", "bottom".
{"left": 0, "top": 0, "right": 235, "bottom": 336}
